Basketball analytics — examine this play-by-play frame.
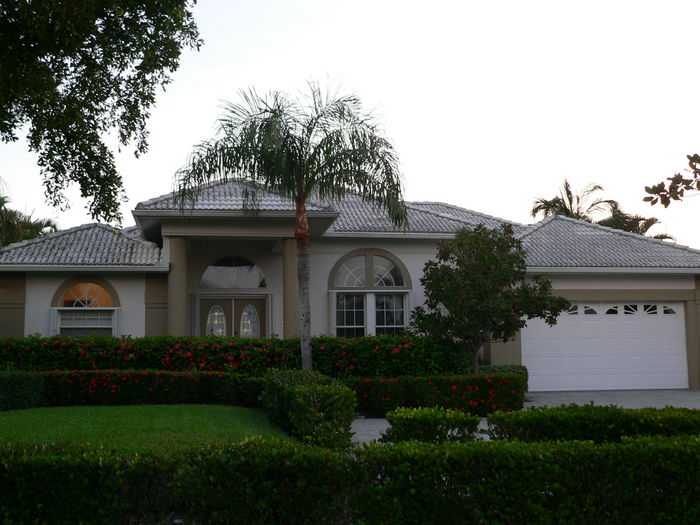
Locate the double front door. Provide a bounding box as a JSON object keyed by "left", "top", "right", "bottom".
{"left": 200, "top": 297, "right": 266, "bottom": 338}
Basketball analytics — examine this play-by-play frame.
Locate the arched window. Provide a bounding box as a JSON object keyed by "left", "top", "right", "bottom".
{"left": 329, "top": 249, "right": 411, "bottom": 337}
{"left": 205, "top": 305, "right": 227, "bottom": 336}
{"left": 53, "top": 280, "right": 118, "bottom": 337}
{"left": 200, "top": 257, "right": 266, "bottom": 289}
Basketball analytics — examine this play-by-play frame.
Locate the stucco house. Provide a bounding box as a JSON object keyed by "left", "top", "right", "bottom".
{"left": 1, "top": 180, "right": 700, "bottom": 392}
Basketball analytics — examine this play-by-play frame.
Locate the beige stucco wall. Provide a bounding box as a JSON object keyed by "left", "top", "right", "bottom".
{"left": 0, "top": 273, "right": 25, "bottom": 337}
{"left": 24, "top": 273, "right": 146, "bottom": 337}
{"left": 145, "top": 274, "right": 168, "bottom": 336}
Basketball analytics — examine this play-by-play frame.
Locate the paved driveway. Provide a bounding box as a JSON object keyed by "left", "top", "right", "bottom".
{"left": 525, "top": 389, "right": 700, "bottom": 409}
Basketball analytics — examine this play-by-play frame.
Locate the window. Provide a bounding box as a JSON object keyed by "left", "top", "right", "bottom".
{"left": 205, "top": 305, "right": 226, "bottom": 336}
{"left": 239, "top": 304, "right": 261, "bottom": 338}
{"left": 55, "top": 282, "right": 117, "bottom": 336}
{"left": 201, "top": 257, "right": 266, "bottom": 288}
{"left": 329, "top": 250, "right": 410, "bottom": 336}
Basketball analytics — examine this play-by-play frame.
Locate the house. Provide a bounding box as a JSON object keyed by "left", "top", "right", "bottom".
{"left": 1, "top": 180, "right": 700, "bottom": 392}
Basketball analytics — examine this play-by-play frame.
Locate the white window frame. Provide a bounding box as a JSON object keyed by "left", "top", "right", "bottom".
{"left": 51, "top": 307, "right": 121, "bottom": 336}
{"left": 330, "top": 291, "right": 409, "bottom": 336}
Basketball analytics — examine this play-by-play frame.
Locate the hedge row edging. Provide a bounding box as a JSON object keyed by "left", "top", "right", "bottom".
{"left": 2, "top": 437, "right": 700, "bottom": 524}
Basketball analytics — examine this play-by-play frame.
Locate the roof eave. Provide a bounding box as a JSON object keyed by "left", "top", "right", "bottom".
{"left": 0, "top": 264, "right": 169, "bottom": 273}
{"left": 322, "top": 231, "right": 454, "bottom": 239}
{"left": 527, "top": 266, "right": 700, "bottom": 274}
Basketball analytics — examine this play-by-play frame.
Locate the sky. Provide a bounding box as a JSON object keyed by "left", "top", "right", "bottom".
{"left": 3, "top": 0, "right": 700, "bottom": 246}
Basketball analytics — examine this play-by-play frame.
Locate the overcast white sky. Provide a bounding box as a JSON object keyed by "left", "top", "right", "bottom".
{"left": 3, "top": 0, "right": 700, "bottom": 246}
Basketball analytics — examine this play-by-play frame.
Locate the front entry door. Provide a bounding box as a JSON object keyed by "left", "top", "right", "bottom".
{"left": 200, "top": 298, "right": 266, "bottom": 338}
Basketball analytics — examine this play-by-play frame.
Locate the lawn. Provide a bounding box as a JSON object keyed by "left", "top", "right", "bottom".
{"left": 0, "top": 404, "right": 288, "bottom": 454}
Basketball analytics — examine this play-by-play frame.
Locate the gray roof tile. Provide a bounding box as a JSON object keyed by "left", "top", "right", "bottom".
{"left": 136, "top": 180, "right": 331, "bottom": 212}
{"left": 0, "top": 224, "right": 162, "bottom": 266}
{"left": 519, "top": 215, "right": 700, "bottom": 268}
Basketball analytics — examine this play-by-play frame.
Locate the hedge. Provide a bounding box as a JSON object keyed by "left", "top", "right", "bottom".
{"left": 348, "top": 373, "right": 527, "bottom": 417}
{"left": 0, "top": 371, "right": 44, "bottom": 411}
{"left": 261, "top": 370, "right": 357, "bottom": 450}
{"left": 0, "top": 334, "right": 470, "bottom": 377}
{"left": 3, "top": 437, "right": 700, "bottom": 524}
{"left": 41, "top": 370, "right": 263, "bottom": 407}
{"left": 487, "top": 404, "right": 700, "bottom": 442}
{"left": 354, "top": 437, "right": 700, "bottom": 524}
{"left": 380, "top": 406, "right": 481, "bottom": 443}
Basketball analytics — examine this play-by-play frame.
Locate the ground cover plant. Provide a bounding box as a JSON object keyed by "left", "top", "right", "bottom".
{"left": 487, "top": 404, "right": 700, "bottom": 442}
{"left": 0, "top": 405, "right": 287, "bottom": 454}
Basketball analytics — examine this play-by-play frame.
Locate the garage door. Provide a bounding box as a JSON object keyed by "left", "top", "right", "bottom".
{"left": 521, "top": 302, "right": 688, "bottom": 391}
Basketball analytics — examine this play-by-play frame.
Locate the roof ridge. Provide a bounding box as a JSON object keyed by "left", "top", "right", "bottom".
{"left": 517, "top": 215, "right": 558, "bottom": 240}
{"left": 136, "top": 179, "right": 330, "bottom": 211}
{"left": 0, "top": 223, "right": 159, "bottom": 254}
{"left": 407, "top": 201, "right": 523, "bottom": 227}
{"left": 403, "top": 202, "right": 482, "bottom": 228}
{"left": 546, "top": 214, "right": 700, "bottom": 255}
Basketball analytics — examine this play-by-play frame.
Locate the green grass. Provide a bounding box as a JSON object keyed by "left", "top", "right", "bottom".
{"left": 0, "top": 404, "right": 289, "bottom": 454}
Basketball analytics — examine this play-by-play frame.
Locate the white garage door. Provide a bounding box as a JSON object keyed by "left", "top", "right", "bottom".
{"left": 522, "top": 302, "right": 688, "bottom": 391}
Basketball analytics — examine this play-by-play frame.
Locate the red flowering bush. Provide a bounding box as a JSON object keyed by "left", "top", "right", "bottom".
{"left": 41, "top": 370, "right": 263, "bottom": 407}
{"left": 346, "top": 373, "right": 526, "bottom": 417}
{"left": 0, "top": 334, "right": 468, "bottom": 378}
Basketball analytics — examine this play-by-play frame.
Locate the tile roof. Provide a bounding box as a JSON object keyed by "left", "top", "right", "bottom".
{"left": 519, "top": 215, "right": 700, "bottom": 268}
{"left": 135, "top": 180, "right": 332, "bottom": 213}
{"left": 0, "top": 224, "right": 162, "bottom": 266}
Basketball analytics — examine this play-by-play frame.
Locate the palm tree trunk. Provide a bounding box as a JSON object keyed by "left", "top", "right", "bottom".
{"left": 295, "top": 196, "right": 313, "bottom": 370}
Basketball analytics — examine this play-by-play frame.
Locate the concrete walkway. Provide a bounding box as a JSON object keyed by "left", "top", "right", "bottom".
{"left": 525, "top": 389, "right": 700, "bottom": 409}
{"left": 351, "top": 389, "right": 700, "bottom": 444}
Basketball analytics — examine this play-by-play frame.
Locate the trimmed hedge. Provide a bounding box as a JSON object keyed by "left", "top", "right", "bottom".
{"left": 354, "top": 437, "right": 700, "bottom": 524}
{"left": 348, "top": 373, "right": 526, "bottom": 417}
{"left": 380, "top": 406, "right": 480, "bottom": 443}
{"left": 261, "top": 370, "right": 357, "bottom": 450}
{"left": 41, "top": 370, "right": 263, "bottom": 407}
{"left": 0, "top": 334, "right": 469, "bottom": 377}
{"left": 487, "top": 403, "right": 700, "bottom": 442}
{"left": 178, "top": 438, "right": 356, "bottom": 523}
{"left": 3, "top": 437, "right": 700, "bottom": 524}
{"left": 0, "top": 371, "right": 44, "bottom": 411}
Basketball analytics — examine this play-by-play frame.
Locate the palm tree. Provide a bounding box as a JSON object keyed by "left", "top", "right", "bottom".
{"left": 531, "top": 179, "right": 617, "bottom": 221}
{"left": 0, "top": 195, "right": 58, "bottom": 247}
{"left": 175, "top": 84, "right": 408, "bottom": 370}
{"left": 597, "top": 203, "right": 674, "bottom": 240}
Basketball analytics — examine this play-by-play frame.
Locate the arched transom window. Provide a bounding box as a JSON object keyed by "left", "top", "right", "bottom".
{"left": 200, "top": 257, "right": 266, "bottom": 289}
{"left": 55, "top": 281, "right": 117, "bottom": 337}
{"left": 329, "top": 249, "right": 411, "bottom": 337}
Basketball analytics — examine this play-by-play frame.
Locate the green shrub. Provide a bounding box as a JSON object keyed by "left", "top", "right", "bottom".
{"left": 347, "top": 373, "right": 526, "bottom": 417}
{"left": 354, "top": 437, "right": 700, "bottom": 524}
{"left": 3, "top": 437, "right": 700, "bottom": 524}
{"left": 479, "top": 364, "right": 528, "bottom": 389}
{"left": 0, "top": 334, "right": 469, "bottom": 377}
{"left": 0, "top": 443, "right": 177, "bottom": 525}
{"left": 487, "top": 404, "right": 700, "bottom": 442}
{"left": 178, "top": 438, "right": 356, "bottom": 524}
{"left": 0, "top": 370, "right": 44, "bottom": 411}
{"left": 380, "top": 406, "right": 480, "bottom": 443}
{"left": 261, "top": 370, "right": 357, "bottom": 449}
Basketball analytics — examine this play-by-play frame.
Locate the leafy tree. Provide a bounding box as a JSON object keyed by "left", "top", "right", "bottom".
{"left": 0, "top": 1, "right": 201, "bottom": 222}
{"left": 176, "top": 84, "right": 408, "bottom": 370}
{"left": 597, "top": 203, "right": 674, "bottom": 241}
{"left": 645, "top": 153, "right": 700, "bottom": 207}
{"left": 410, "top": 225, "right": 569, "bottom": 373}
{"left": 531, "top": 179, "right": 617, "bottom": 221}
{"left": 0, "top": 195, "right": 58, "bottom": 247}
